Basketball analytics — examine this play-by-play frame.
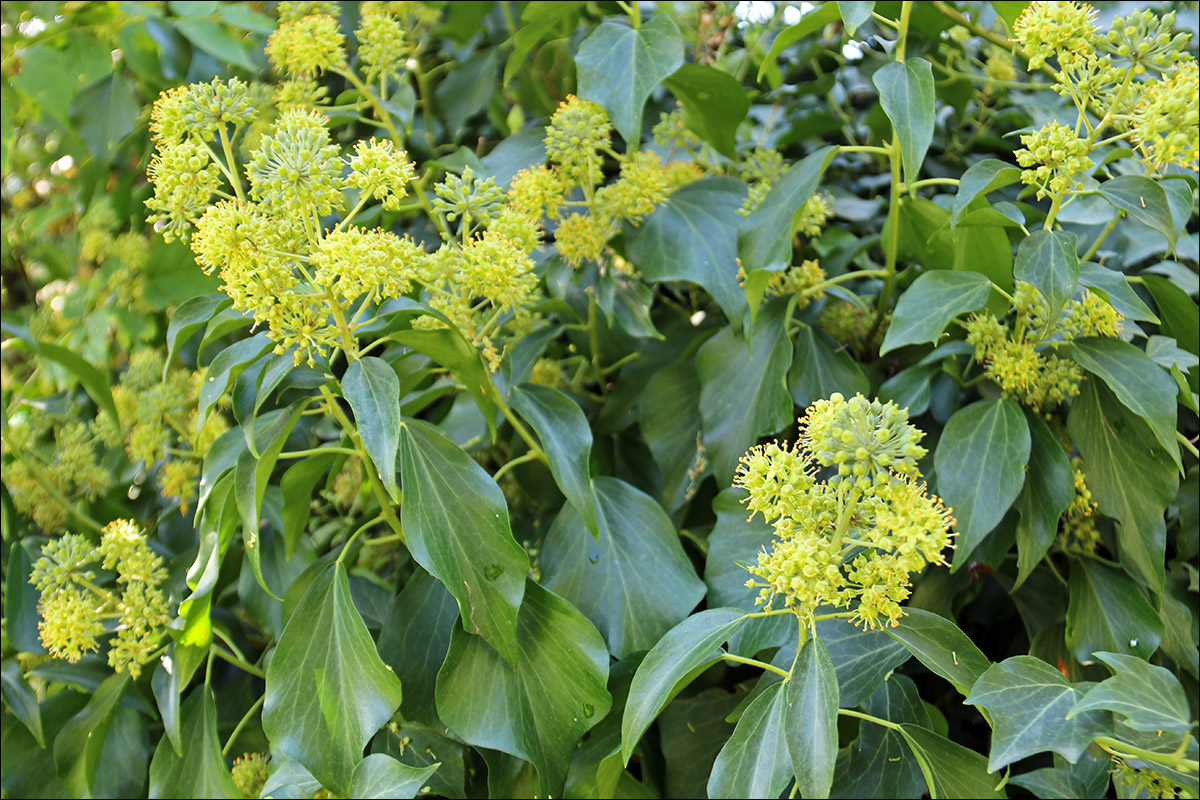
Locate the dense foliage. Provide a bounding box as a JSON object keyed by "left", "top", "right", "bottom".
{"left": 2, "top": 1, "right": 1198, "bottom": 798}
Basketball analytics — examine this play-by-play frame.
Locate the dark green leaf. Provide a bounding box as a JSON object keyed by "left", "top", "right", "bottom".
{"left": 575, "top": 15, "right": 684, "bottom": 145}
{"left": 1098, "top": 175, "right": 1177, "bottom": 252}
{"left": 436, "top": 50, "right": 500, "bottom": 138}
{"left": 879, "top": 271, "right": 993, "bottom": 354}
{"left": 831, "top": 675, "right": 929, "bottom": 799}
{"left": 640, "top": 361, "right": 704, "bottom": 510}
{"left": 622, "top": 609, "right": 750, "bottom": 764}
{"left": 815, "top": 616, "right": 911, "bottom": 707}
{"left": 196, "top": 333, "right": 272, "bottom": 438}
{"left": 789, "top": 325, "right": 869, "bottom": 407}
{"left": 435, "top": 580, "right": 611, "bottom": 799}
{"left": 36, "top": 342, "right": 119, "bottom": 424}
{"left": 899, "top": 724, "right": 1004, "bottom": 799}
{"left": 1, "top": 661, "right": 43, "bottom": 748}
{"left": 164, "top": 294, "right": 231, "bottom": 378}
{"left": 707, "top": 682, "right": 792, "bottom": 798}
{"left": 398, "top": 418, "right": 529, "bottom": 665}
{"left": 662, "top": 64, "right": 749, "bottom": 158}
{"left": 934, "top": 398, "right": 1030, "bottom": 568}
{"left": 952, "top": 159, "right": 1021, "bottom": 226}
{"left": 739, "top": 146, "right": 838, "bottom": 274}
{"left": 627, "top": 177, "right": 749, "bottom": 328}
{"left": 1010, "top": 768, "right": 1089, "bottom": 799}
{"left": 148, "top": 687, "right": 239, "bottom": 799}
{"left": 965, "top": 655, "right": 1111, "bottom": 772}
{"left": 1068, "top": 380, "right": 1177, "bottom": 594}
{"left": 658, "top": 688, "right": 741, "bottom": 798}
{"left": 1069, "top": 652, "right": 1191, "bottom": 734}
{"left": 1065, "top": 559, "right": 1163, "bottom": 664}
{"left": 886, "top": 608, "right": 991, "bottom": 696}
{"left": 4, "top": 542, "right": 45, "bottom": 654}
{"left": 697, "top": 299, "right": 794, "bottom": 484}
{"left": 1077, "top": 262, "right": 1158, "bottom": 324}
{"left": 349, "top": 754, "right": 440, "bottom": 799}
{"left": 874, "top": 59, "right": 935, "bottom": 181}
{"left": 391, "top": 327, "right": 499, "bottom": 441}
{"left": 151, "top": 661, "right": 181, "bottom": 758}
{"left": 378, "top": 570, "right": 458, "bottom": 728}
{"left": 343, "top": 357, "right": 402, "bottom": 501}
{"left": 1143, "top": 274, "right": 1198, "bottom": 356}
{"left": 837, "top": 1, "right": 875, "bottom": 35}
{"left": 758, "top": 3, "right": 841, "bottom": 85}
{"left": 878, "top": 363, "right": 939, "bottom": 417}
{"left": 174, "top": 18, "right": 256, "bottom": 70}
{"left": 71, "top": 74, "right": 139, "bottom": 163}
{"left": 280, "top": 451, "right": 339, "bottom": 559}
{"left": 1014, "top": 230, "right": 1079, "bottom": 319}
{"left": 787, "top": 637, "right": 840, "bottom": 799}
{"left": 262, "top": 563, "right": 404, "bottom": 796}
{"left": 54, "top": 672, "right": 128, "bottom": 797}
{"left": 511, "top": 383, "right": 597, "bottom": 534}
{"left": 1014, "top": 411, "right": 1074, "bottom": 589}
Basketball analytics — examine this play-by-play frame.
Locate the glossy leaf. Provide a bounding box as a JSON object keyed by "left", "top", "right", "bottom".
{"left": 349, "top": 754, "right": 440, "bottom": 799}
{"left": 1068, "top": 380, "right": 1177, "bottom": 594}
{"left": 789, "top": 325, "right": 869, "bottom": 407}
{"left": 1014, "top": 411, "right": 1074, "bottom": 589}
{"left": 899, "top": 724, "right": 1003, "bottom": 799}
{"left": 837, "top": 1, "right": 875, "bottom": 35}
{"left": 640, "top": 361, "right": 704, "bottom": 510}
{"left": 54, "top": 672, "right": 128, "bottom": 797}
{"left": 575, "top": 15, "right": 684, "bottom": 145}
{"left": 831, "top": 675, "right": 929, "bottom": 799}
{"left": 966, "top": 655, "right": 1111, "bottom": 772}
{"left": 1077, "top": 262, "right": 1159, "bottom": 323}
{"left": 757, "top": 2, "right": 840, "bottom": 84}
{"left": 707, "top": 682, "right": 792, "bottom": 799}
{"left": 935, "top": 398, "right": 1030, "bottom": 568}
{"left": 151, "top": 659, "right": 181, "bottom": 757}
{"left": 787, "top": 637, "right": 840, "bottom": 799}
{"left": 627, "top": 177, "right": 749, "bottom": 327}
{"left": 874, "top": 58, "right": 935, "bottom": 181}
{"left": 263, "top": 563, "right": 404, "bottom": 796}
{"left": 739, "top": 146, "right": 838, "bottom": 274}
{"left": 391, "top": 327, "right": 499, "bottom": 441}
{"left": 511, "top": 382, "right": 597, "bottom": 535}
{"left": 148, "top": 687, "right": 240, "bottom": 799}
{"left": 398, "top": 418, "right": 529, "bottom": 665}
{"left": 1, "top": 661, "right": 43, "bottom": 748}
{"left": 816, "top": 616, "right": 911, "bottom": 708}
{"left": 1014, "top": 230, "right": 1079, "bottom": 318}
{"left": 1069, "top": 652, "right": 1191, "bottom": 734}
{"left": 885, "top": 608, "right": 991, "bottom": 697}
{"left": 1098, "top": 175, "right": 1176, "bottom": 252}
{"left": 343, "top": 357, "right": 402, "bottom": 501}
{"left": 1065, "top": 559, "right": 1163, "bottom": 664}
{"left": 196, "top": 332, "right": 272, "bottom": 438}
{"left": 879, "top": 270, "right": 993, "bottom": 355}
{"left": 951, "top": 159, "right": 1021, "bottom": 226}
{"left": 377, "top": 569, "right": 458, "bottom": 728}
{"left": 540, "top": 476, "right": 706, "bottom": 658}
{"left": 622, "top": 608, "right": 750, "bottom": 764}
{"left": 165, "top": 295, "right": 231, "bottom": 378}
{"left": 435, "top": 580, "right": 611, "bottom": 799}
{"left": 663, "top": 64, "right": 749, "bottom": 158}
{"left": 697, "top": 299, "right": 794, "bottom": 484}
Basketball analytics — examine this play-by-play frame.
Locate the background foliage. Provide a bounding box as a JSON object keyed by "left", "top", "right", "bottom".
{"left": 1, "top": 1, "right": 1198, "bottom": 798}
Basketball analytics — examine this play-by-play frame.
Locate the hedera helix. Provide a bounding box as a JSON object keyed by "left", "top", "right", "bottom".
{"left": 0, "top": 1, "right": 1197, "bottom": 799}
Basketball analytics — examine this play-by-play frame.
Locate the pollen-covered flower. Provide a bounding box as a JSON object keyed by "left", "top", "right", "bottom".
{"left": 357, "top": 8, "right": 407, "bottom": 83}
{"left": 311, "top": 226, "right": 414, "bottom": 301}
{"left": 1132, "top": 61, "right": 1199, "bottom": 171}
{"left": 1013, "top": 1, "right": 1098, "bottom": 70}
{"left": 347, "top": 138, "right": 415, "bottom": 211}
{"left": 455, "top": 229, "right": 538, "bottom": 311}
{"left": 266, "top": 14, "right": 346, "bottom": 77}
{"left": 983, "top": 45, "right": 1017, "bottom": 83}
{"left": 432, "top": 167, "right": 506, "bottom": 229}
{"left": 596, "top": 151, "right": 670, "bottom": 224}
{"left": 37, "top": 587, "right": 106, "bottom": 663}
{"left": 652, "top": 107, "right": 701, "bottom": 152}
{"left": 802, "top": 393, "right": 927, "bottom": 486}
{"left": 145, "top": 139, "right": 223, "bottom": 241}
{"left": 1100, "top": 9, "right": 1190, "bottom": 72}
{"left": 795, "top": 193, "right": 833, "bottom": 238}
{"left": 248, "top": 109, "right": 344, "bottom": 216}
{"left": 965, "top": 313, "right": 1009, "bottom": 359}
{"left": 554, "top": 212, "right": 608, "bottom": 266}
{"left": 1015, "top": 121, "right": 1094, "bottom": 199}
{"left": 762, "top": 259, "right": 826, "bottom": 306}
{"left": 232, "top": 754, "right": 272, "bottom": 800}
{"left": 508, "top": 165, "right": 565, "bottom": 219}
{"left": 180, "top": 78, "right": 257, "bottom": 136}
{"left": 274, "top": 77, "right": 329, "bottom": 110}
{"left": 545, "top": 95, "right": 611, "bottom": 187}
{"left": 159, "top": 458, "right": 200, "bottom": 515}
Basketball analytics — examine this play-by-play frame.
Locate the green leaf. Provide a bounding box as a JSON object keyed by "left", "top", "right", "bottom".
{"left": 1014, "top": 230, "right": 1079, "bottom": 319}
{"left": 1077, "top": 262, "right": 1159, "bottom": 324}
{"left": 196, "top": 333, "right": 272, "bottom": 438}
{"left": 435, "top": 580, "right": 611, "bottom": 799}
{"left": 541, "top": 476, "right": 707, "bottom": 658}
{"left": 885, "top": 608, "right": 991, "bottom": 697}
{"left": 838, "top": 1, "right": 875, "bottom": 36}
{"left": 1065, "top": 559, "right": 1163, "bottom": 664}
{"left": 707, "top": 683, "right": 792, "bottom": 799}
{"left": 787, "top": 637, "right": 840, "bottom": 799}
{"left": 377, "top": 570, "right": 458, "bottom": 728}
{"left": 71, "top": 74, "right": 139, "bottom": 163}
{"left": 966, "top": 656, "right": 1112, "bottom": 772}
{"left": 879, "top": 271, "right": 993, "bottom": 355}
{"left": 148, "top": 687, "right": 240, "bottom": 799}
{"left": 697, "top": 299, "right": 794, "bottom": 484}
{"left": 1068, "top": 337, "right": 1181, "bottom": 471}
{"left": 1014, "top": 411, "right": 1074, "bottom": 590}
{"left": 831, "top": 675, "right": 929, "bottom": 798}
{"left": 899, "top": 724, "right": 1004, "bottom": 799}
{"left": 575, "top": 15, "right": 684, "bottom": 145}
{"left": 343, "top": 357, "right": 402, "bottom": 501}
{"left": 815, "top": 617, "right": 912, "bottom": 707}
{"left": 951, "top": 159, "right": 1021, "bottom": 226}
{"left": 627, "top": 177, "right": 750, "bottom": 328}
{"left": 662, "top": 64, "right": 749, "bottom": 158}
{"left": 879, "top": 363, "right": 938, "bottom": 417}
{"left": 934, "top": 398, "right": 1031, "bottom": 568}
{"left": 621, "top": 608, "right": 750, "bottom": 764}
{"left": 1, "top": 662, "right": 44, "bottom": 748}
{"left": 789, "top": 325, "right": 870, "bottom": 407}
{"left": 36, "top": 342, "right": 120, "bottom": 424}
{"left": 640, "top": 361, "right": 704, "bottom": 510}
{"left": 280, "top": 450, "right": 339, "bottom": 559}
{"left": 398, "top": 418, "right": 529, "bottom": 665}
{"left": 263, "top": 563, "right": 404, "bottom": 796}
{"left": 658, "top": 688, "right": 741, "bottom": 798}
{"left": 54, "top": 672, "right": 128, "bottom": 797}
{"left": 1010, "top": 768, "right": 1090, "bottom": 799}
{"left": 1068, "top": 380, "right": 1178, "bottom": 594}
{"left": 873, "top": 58, "right": 935, "bottom": 181}
{"left": 757, "top": 3, "right": 841, "bottom": 84}
{"left": 1143, "top": 274, "right": 1198, "bottom": 356}
{"left": 511, "top": 383, "right": 597, "bottom": 535}
{"left": 390, "top": 327, "right": 499, "bottom": 441}
{"left": 504, "top": 1, "right": 586, "bottom": 84}
{"left": 174, "top": 18, "right": 256, "bottom": 71}
{"left": 739, "top": 146, "right": 838, "bottom": 274}
{"left": 151, "top": 661, "right": 181, "bottom": 758}
{"left": 5, "top": 540, "right": 46, "bottom": 655}
{"left": 349, "top": 754, "right": 440, "bottom": 799}
{"left": 1069, "top": 652, "right": 1191, "bottom": 734}
{"left": 1097, "top": 175, "right": 1177, "bottom": 252}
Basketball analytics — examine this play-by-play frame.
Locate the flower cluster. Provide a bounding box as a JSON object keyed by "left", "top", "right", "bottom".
{"left": 760, "top": 259, "right": 826, "bottom": 307}
{"left": 738, "top": 148, "right": 786, "bottom": 216}
{"left": 1015, "top": 122, "right": 1093, "bottom": 200}
{"left": 30, "top": 520, "right": 170, "bottom": 677}
{"left": 266, "top": 13, "right": 346, "bottom": 77}
{"left": 232, "top": 754, "right": 272, "bottom": 799}
{"left": 818, "top": 299, "right": 890, "bottom": 351}
{"left": 1132, "top": 61, "right": 1199, "bottom": 171}
{"left": 1013, "top": 2, "right": 1098, "bottom": 71}
{"left": 965, "top": 282, "right": 1123, "bottom": 411}
{"left": 1059, "top": 457, "right": 1099, "bottom": 554}
{"left": 735, "top": 393, "right": 952, "bottom": 629}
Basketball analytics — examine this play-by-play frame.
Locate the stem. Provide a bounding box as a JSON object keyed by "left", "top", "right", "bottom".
{"left": 336, "top": 67, "right": 403, "bottom": 147}
{"left": 278, "top": 446, "right": 360, "bottom": 459}
{"left": 839, "top": 145, "right": 891, "bottom": 156}
{"left": 1177, "top": 431, "right": 1199, "bottom": 459}
{"left": 1081, "top": 215, "right": 1121, "bottom": 262}
{"left": 1093, "top": 735, "right": 1200, "bottom": 773}
{"left": 222, "top": 694, "right": 265, "bottom": 757}
{"left": 212, "top": 645, "right": 266, "bottom": 679}
{"left": 587, "top": 292, "right": 607, "bottom": 397}
{"left": 904, "top": 177, "right": 960, "bottom": 191}
{"left": 337, "top": 513, "right": 385, "bottom": 564}
{"left": 1043, "top": 192, "right": 1066, "bottom": 231}
{"left": 803, "top": 269, "right": 889, "bottom": 297}
{"left": 832, "top": 485, "right": 863, "bottom": 550}
{"left": 895, "top": 2, "right": 912, "bottom": 61}
{"left": 866, "top": 140, "right": 901, "bottom": 345}
{"left": 216, "top": 125, "right": 245, "bottom": 202}
{"left": 723, "top": 653, "right": 790, "bottom": 679}
{"left": 493, "top": 450, "right": 541, "bottom": 481}
{"left": 14, "top": 450, "right": 104, "bottom": 534}
{"left": 839, "top": 708, "right": 902, "bottom": 731}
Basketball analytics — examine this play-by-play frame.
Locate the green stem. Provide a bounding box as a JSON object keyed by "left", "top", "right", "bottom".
{"left": 278, "top": 446, "right": 359, "bottom": 459}
{"left": 336, "top": 67, "right": 403, "bottom": 147}
{"left": 895, "top": 2, "right": 913, "bottom": 61}
{"left": 222, "top": 694, "right": 265, "bottom": 758}
{"left": 803, "top": 268, "right": 889, "bottom": 297}
{"left": 1093, "top": 735, "right": 1200, "bottom": 773}
{"left": 212, "top": 645, "right": 266, "bottom": 679}
{"left": 839, "top": 145, "right": 891, "bottom": 156}
{"left": 839, "top": 708, "right": 902, "bottom": 731}
{"left": 865, "top": 139, "right": 901, "bottom": 345}
{"left": 493, "top": 450, "right": 541, "bottom": 481}
{"left": 216, "top": 125, "right": 245, "bottom": 202}
{"left": 1081, "top": 215, "right": 1121, "bottom": 262}
{"left": 904, "top": 177, "right": 960, "bottom": 191}
{"left": 723, "top": 653, "right": 790, "bottom": 679}
{"left": 831, "top": 486, "right": 863, "bottom": 550}
{"left": 1043, "top": 192, "right": 1066, "bottom": 231}
{"left": 1177, "top": 432, "right": 1199, "bottom": 459}
{"left": 587, "top": 292, "right": 608, "bottom": 397}
{"left": 337, "top": 513, "right": 385, "bottom": 564}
